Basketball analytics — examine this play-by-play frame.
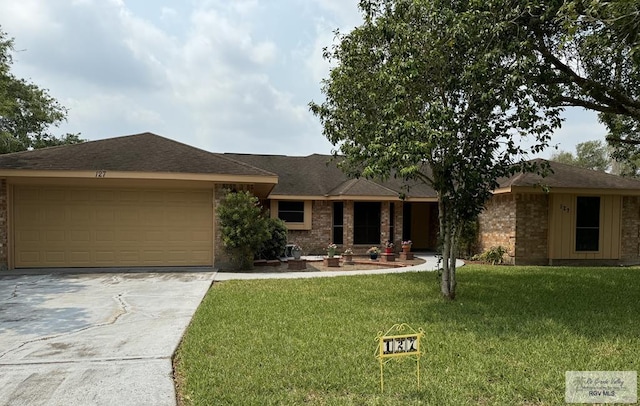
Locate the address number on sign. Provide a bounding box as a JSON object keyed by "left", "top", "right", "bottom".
{"left": 95, "top": 170, "right": 107, "bottom": 178}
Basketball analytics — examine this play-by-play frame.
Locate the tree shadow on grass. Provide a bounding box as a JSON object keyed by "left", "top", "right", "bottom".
{"left": 412, "top": 266, "right": 640, "bottom": 340}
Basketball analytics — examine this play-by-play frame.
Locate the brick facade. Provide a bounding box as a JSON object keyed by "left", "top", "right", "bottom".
{"left": 287, "top": 200, "right": 404, "bottom": 256}
{"left": 478, "top": 194, "right": 516, "bottom": 262}
{"left": 287, "top": 200, "right": 333, "bottom": 255}
{"left": 621, "top": 196, "right": 640, "bottom": 262}
{"left": 478, "top": 193, "right": 549, "bottom": 265}
{"left": 514, "top": 193, "right": 549, "bottom": 265}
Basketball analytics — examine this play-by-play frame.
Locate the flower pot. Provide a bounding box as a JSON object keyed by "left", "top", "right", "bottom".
{"left": 292, "top": 249, "right": 302, "bottom": 260}
{"left": 385, "top": 247, "right": 393, "bottom": 254}
{"left": 323, "top": 257, "right": 340, "bottom": 267}
{"left": 402, "top": 245, "right": 411, "bottom": 253}
{"left": 327, "top": 248, "right": 336, "bottom": 258}
{"left": 343, "top": 254, "right": 353, "bottom": 264}
{"left": 369, "top": 253, "right": 378, "bottom": 260}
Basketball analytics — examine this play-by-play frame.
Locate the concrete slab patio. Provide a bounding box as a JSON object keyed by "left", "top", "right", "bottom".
{"left": 0, "top": 271, "right": 214, "bottom": 406}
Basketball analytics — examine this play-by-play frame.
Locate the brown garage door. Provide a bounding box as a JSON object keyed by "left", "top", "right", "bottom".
{"left": 13, "top": 186, "right": 213, "bottom": 268}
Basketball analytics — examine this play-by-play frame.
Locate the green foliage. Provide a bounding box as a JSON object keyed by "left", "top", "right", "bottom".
{"left": 457, "top": 218, "right": 479, "bottom": 259}
{"left": 550, "top": 140, "right": 610, "bottom": 172}
{"left": 216, "top": 190, "right": 270, "bottom": 270}
{"left": 0, "top": 27, "right": 84, "bottom": 153}
{"left": 310, "top": 0, "right": 560, "bottom": 299}
{"left": 476, "top": 246, "right": 508, "bottom": 265}
{"left": 259, "top": 217, "right": 288, "bottom": 260}
{"left": 175, "top": 266, "right": 640, "bottom": 404}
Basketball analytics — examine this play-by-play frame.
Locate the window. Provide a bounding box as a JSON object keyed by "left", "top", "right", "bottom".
{"left": 575, "top": 196, "right": 600, "bottom": 251}
{"left": 333, "top": 202, "right": 344, "bottom": 244}
{"left": 354, "top": 202, "right": 381, "bottom": 244}
{"left": 278, "top": 201, "right": 305, "bottom": 223}
{"left": 271, "top": 200, "right": 312, "bottom": 230}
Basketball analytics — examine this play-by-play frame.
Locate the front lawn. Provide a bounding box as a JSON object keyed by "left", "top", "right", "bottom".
{"left": 174, "top": 265, "right": 639, "bottom": 405}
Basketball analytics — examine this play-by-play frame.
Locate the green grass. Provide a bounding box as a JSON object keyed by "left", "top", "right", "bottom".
{"left": 174, "top": 266, "right": 640, "bottom": 405}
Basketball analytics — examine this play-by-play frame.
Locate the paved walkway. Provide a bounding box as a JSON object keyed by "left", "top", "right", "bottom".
{"left": 214, "top": 254, "right": 462, "bottom": 281}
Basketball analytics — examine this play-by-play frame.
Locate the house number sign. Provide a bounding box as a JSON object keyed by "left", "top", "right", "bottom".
{"left": 375, "top": 323, "right": 425, "bottom": 392}
{"left": 95, "top": 170, "right": 107, "bottom": 178}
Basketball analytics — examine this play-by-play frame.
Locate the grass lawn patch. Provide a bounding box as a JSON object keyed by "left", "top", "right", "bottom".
{"left": 174, "top": 265, "right": 640, "bottom": 405}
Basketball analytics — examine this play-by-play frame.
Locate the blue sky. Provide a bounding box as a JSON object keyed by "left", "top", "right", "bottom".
{"left": 1, "top": 0, "right": 606, "bottom": 157}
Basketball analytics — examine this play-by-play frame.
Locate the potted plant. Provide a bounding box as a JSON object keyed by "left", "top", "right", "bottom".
{"left": 385, "top": 240, "right": 394, "bottom": 254}
{"left": 291, "top": 245, "right": 302, "bottom": 260}
{"left": 327, "top": 243, "right": 337, "bottom": 258}
{"left": 367, "top": 246, "right": 380, "bottom": 260}
{"left": 342, "top": 248, "right": 354, "bottom": 264}
{"left": 401, "top": 240, "right": 412, "bottom": 253}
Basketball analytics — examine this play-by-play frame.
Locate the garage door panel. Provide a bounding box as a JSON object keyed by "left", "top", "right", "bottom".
{"left": 191, "top": 230, "right": 212, "bottom": 242}
{"left": 191, "top": 250, "right": 212, "bottom": 262}
{"left": 46, "top": 230, "right": 67, "bottom": 242}
{"left": 70, "top": 208, "right": 91, "bottom": 224}
{"left": 14, "top": 186, "right": 213, "bottom": 268}
{"left": 16, "top": 230, "right": 40, "bottom": 242}
{"left": 45, "top": 251, "right": 67, "bottom": 263}
{"left": 95, "top": 230, "right": 115, "bottom": 242}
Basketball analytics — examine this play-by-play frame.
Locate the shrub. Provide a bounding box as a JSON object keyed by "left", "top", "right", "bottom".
{"left": 476, "top": 246, "right": 508, "bottom": 265}
{"left": 259, "top": 217, "right": 288, "bottom": 260}
{"left": 458, "top": 218, "right": 479, "bottom": 259}
{"left": 217, "top": 190, "right": 269, "bottom": 270}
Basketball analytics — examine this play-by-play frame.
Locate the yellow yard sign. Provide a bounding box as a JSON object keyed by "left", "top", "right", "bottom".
{"left": 375, "top": 323, "right": 425, "bottom": 392}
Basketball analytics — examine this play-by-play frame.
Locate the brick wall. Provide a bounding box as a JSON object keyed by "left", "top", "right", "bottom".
{"left": 478, "top": 194, "right": 516, "bottom": 261}
{"left": 621, "top": 196, "right": 640, "bottom": 263}
{"left": 514, "top": 193, "right": 549, "bottom": 265}
{"left": 478, "top": 193, "right": 550, "bottom": 265}
{"left": 287, "top": 200, "right": 403, "bottom": 255}
{"left": 287, "top": 200, "right": 333, "bottom": 255}
{"left": 0, "top": 180, "right": 6, "bottom": 270}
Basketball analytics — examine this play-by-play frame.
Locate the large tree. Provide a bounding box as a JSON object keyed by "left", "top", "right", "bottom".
{"left": 310, "top": 0, "right": 561, "bottom": 300}
{"left": 550, "top": 140, "right": 610, "bottom": 171}
{"left": 485, "top": 1, "right": 640, "bottom": 165}
{"left": 0, "top": 28, "right": 82, "bottom": 153}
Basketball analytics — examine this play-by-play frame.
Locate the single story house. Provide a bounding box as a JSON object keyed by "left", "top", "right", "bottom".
{"left": 0, "top": 132, "right": 639, "bottom": 269}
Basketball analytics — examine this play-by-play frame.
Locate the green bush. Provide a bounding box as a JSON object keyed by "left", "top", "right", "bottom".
{"left": 217, "top": 190, "right": 269, "bottom": 270}
{"left": 259, "top": 217, "right": 288, "bottom": 260}
{"left": 476, "top": 245, "right": 507, "bottom": 265}
{"left": 458, "top": 218, "right": 479, "bottom": 259}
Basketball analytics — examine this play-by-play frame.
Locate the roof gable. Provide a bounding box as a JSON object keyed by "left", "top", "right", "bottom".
{"left": 0, "top": 132, "right": 275, "bottom": 177}
{"left": 499, "top": 159, "right": 640, "bottom": 191}
{"left": 225, "top": 153, "right": 438, "bottom": 199}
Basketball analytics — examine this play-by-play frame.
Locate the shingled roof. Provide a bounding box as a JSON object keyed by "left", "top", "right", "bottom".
{"left": 223, "top": 153, "right": 438, "bottom": 199}
{"left": 0, "top": 132, "right": 275, "bottom": 177}
{"left": 499, "top": 159, "right": 640, "bottom": 192}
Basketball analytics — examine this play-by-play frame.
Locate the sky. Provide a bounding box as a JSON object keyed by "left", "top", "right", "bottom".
{"left": 0, "top": 0, "right": 608, "bottom": 157}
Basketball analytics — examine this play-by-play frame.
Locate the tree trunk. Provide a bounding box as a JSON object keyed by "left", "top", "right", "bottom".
{"left": 438, "top": 198, "right": 457, "bottom": 300}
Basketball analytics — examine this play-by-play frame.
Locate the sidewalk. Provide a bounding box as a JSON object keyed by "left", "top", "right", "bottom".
{"left": 213, "top": 254, "right": 464, "bottom": 281}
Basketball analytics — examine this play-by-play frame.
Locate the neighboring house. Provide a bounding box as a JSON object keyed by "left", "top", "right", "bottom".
{"left": 479, "top": 159, "right": 640, "bottom": 265}
{"left": 1, "top": 132, "right": 639, "bottom": 270}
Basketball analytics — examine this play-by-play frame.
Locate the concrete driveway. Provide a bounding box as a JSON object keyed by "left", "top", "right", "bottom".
{"left": 0, "top": 270, "right": 214, "bottom": 406}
